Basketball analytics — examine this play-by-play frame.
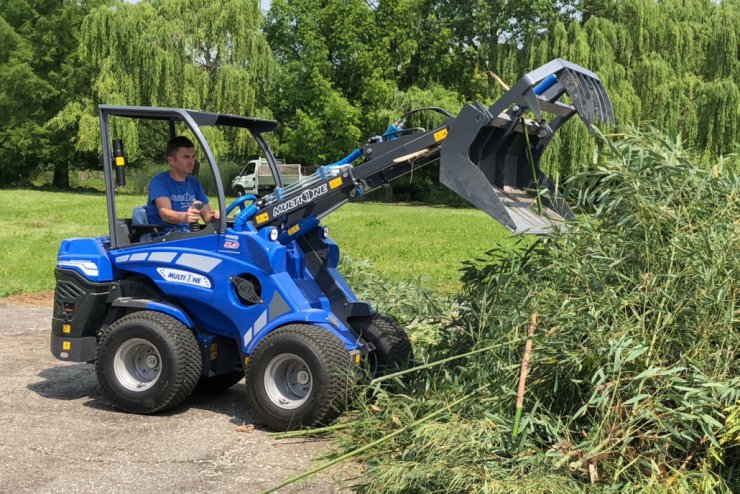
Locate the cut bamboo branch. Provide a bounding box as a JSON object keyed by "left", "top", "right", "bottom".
{"left": 259, "top": 385, "right": 490, "bottom": 494}
{"left": 486, "top": 71, "right": 511, "bottom": 91}
{"left": 513, "top": 312, "right": 538, "bottom": 437}
{"left": 370, "top": 342, "right": 508, "bottom": 385}
{"left": 268, "top": 422, "right": 350, "bottom": 440}
{"left": 520, "top": 119, "right": 544, "bottom": 215}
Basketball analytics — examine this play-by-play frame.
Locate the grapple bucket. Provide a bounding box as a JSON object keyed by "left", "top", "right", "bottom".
{"left": 440, "top": 59, "right": 614, "bottom": 234}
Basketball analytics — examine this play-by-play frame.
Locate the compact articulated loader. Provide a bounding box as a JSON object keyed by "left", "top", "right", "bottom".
{"left": 51, "top": 59, "right": 613, "bottom": 431}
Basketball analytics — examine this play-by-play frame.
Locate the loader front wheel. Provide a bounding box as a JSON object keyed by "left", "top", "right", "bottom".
{"left": 364, "top": 314, "right": 413, "bottom": 378}
{"left": 95, "top": 311, "right": 202, "bottom": 414}
{"left": 245, "top": 325, "right": 353, "bottom": 431}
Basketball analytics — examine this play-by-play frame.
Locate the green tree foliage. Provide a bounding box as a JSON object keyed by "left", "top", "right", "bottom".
{"left": 0, "top": 0, "right": 102, "bottom": 187}
{"left": 52, "top": 0, "right": 276, "bottom": 163}
{"left": 2, "top": 0, "right": 739, "bottom": 192}
{"left": 581, "top": 0, "right": 740, "bottom": 159}
{"left": 265, "top": 0, "right": 371, "bottom": 164}
{"left": 265, "top": 0, "right": 739, "bottom": 180}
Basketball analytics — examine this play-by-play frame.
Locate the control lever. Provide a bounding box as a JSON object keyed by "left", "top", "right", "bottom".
{"left": 190, "top": 200, "right": 203, "bottom": 232}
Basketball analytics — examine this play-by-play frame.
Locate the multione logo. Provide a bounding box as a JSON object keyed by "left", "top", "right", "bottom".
{"left": 272, "top": 183, "right": 329, "bottom": 217}
{"left": 156, "top": 268, "right": 212, "bottom": 288}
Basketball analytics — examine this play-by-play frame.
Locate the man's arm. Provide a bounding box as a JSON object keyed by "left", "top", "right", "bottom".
{"left": 193, "top": 178, "right": 219, "bottom": 223}
{"left": 201, "top": 204, "right": 220, "bottom": 223}
{"left": 154, "top": 197, "right": 201, "bottom": 224}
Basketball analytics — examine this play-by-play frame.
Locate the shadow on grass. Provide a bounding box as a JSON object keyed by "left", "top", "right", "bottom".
{"left": 1, "top": 184, "right": 107, "bottom": 195}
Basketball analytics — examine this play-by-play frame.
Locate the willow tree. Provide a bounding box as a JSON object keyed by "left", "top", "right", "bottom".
{"left": 53, "top": 0, "right": 276, "bottom": 162}
{"left": 0, "top": 0, "right": 105, "bottom": 187}
{"left": 574, "top": 0, "right": 740, "bottom": 156}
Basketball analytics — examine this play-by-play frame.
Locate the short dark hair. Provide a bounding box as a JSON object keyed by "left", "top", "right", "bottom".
{"left": 166, "top": 136, "right": 195, "bottom": 157}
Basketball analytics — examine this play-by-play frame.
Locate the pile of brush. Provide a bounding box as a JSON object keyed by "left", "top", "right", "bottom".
{"left": 328, "top": 129, "right": 739, "bottom": 494}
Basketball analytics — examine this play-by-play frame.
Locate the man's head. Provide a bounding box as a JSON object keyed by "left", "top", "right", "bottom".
{"left": 166, "top": 136, "right": 196, "bottom": 177}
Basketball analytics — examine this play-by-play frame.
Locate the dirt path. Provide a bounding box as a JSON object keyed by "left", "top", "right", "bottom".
{"left": 0, "top": 294, "right": 353, "bottom": 493}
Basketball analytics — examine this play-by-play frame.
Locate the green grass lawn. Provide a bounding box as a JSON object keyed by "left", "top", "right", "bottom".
{"left": 0, "top": 189, "right": 515, "bottom": 297}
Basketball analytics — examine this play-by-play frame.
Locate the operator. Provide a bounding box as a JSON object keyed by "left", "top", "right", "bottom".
{"left": 145, "top": 136, "right": 220, "bottom": 232}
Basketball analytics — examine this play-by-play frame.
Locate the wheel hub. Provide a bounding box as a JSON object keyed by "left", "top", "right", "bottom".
{"left": 263, "top": 353, "right": 312, "bottom": 410}
{"left": 113, "top": 338, "right": 162, "bottom": 392}
{"left": 296, "top": 370, "right": 310, "bottom": 385}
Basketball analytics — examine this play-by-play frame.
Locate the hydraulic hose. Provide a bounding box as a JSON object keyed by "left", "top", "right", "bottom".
{"left": 516, "top": 74, "right": 560, "bottom": 117}
{"left": 233, "top": 204, "right": 260, "bottom": 232}
{"left": 326, "top": 148, "right": 363, "bottom": 167}
{"left": 533, "top": 74, "right": 558, "bottom": 95}
{"left": 225, "top": 194, "right": 259, "bottom": 232}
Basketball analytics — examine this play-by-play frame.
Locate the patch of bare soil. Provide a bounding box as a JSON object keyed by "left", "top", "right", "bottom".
{"left": 0, "top": 290, "right": 54, "bottom": 308}
{"left": 0, "top": 304, "right": 351, "bottom": 493}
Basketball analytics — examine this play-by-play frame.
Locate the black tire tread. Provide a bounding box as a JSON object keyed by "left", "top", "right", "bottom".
{"left": 96, "top": 311, "right": 202, "bottom": 414}
{"left": 245, "top": 324, "right": 352, "bottom": 430}
{"left": 365, "top": 314, "right": 413, "bottom": 374}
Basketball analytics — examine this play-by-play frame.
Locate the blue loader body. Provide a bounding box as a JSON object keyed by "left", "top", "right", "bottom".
{"left": 54, "top": 227, "right": 366, "bottom": 360}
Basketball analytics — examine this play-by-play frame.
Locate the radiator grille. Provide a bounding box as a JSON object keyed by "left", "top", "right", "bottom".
{"left": 56, "top": 280, "right": 84, "bottom": 301}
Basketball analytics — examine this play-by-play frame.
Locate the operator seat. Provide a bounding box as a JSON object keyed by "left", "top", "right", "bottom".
{"left": 131, "top": 206, "right": 155, "bottom": 242}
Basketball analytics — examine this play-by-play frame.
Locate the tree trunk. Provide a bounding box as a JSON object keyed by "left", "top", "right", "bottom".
{"left": 384, "top": 185, "right": 394, "bottom": 202}
{"left": 52, "top": 160, "right": 70, "bottom": 188}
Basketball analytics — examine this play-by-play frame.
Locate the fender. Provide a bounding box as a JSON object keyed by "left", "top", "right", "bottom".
{"left": 110, "top": 297, "right": 194, "bottom": 329}
{"left": 242, "top": 308, "right": 362, "bottom": 356}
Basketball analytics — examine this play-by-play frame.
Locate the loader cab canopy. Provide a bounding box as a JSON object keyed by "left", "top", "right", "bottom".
{"left": 99, "top": 105, "right": 279, "bottom": 133}
{"left": 99, "top": 105, "right": 281, "bottom": 249}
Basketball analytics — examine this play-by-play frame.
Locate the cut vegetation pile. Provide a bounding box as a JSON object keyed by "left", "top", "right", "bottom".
{"left": 332, "top": 129, "right": 739, "bottom": 493}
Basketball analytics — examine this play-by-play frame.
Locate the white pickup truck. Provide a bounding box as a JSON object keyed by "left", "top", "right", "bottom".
{"left": 231, "top": 157, "right": 303, "bottom": 196}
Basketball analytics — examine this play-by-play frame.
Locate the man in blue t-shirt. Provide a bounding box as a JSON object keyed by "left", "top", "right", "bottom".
{"left": 145, "top": 136, "right": 220, "bottom": 232}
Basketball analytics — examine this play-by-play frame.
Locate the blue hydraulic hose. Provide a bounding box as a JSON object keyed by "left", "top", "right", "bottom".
{"left": 225, "top": 194, "right": 258, "bottom": 232}
{"left": 234, "top": 204, "right": 259, "bottom": 232}
{"left": 382, "top": 123, "right": 402, "bottom": 141}
{"left": 516, "top": 74, "right": 559, "bottom": 116}
{"left": 225, "top": 194, "right": 257, "bottom": 216}
{"left": 326, "top": 148, "right": 362, "bottom": 167}
{"left": 533, "top": 74, "right": 558, "bottom": 96}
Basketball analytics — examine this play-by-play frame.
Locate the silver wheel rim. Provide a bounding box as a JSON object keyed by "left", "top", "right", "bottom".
{"left": 113, "top": 338, "right": 162, "bottom": 392}
{"left": 263, "top": 353, "right": 312, "bottom": 409}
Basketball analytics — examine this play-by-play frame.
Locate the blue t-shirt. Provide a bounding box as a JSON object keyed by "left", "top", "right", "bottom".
{"left": 145, "top": 172, "right": 209, "bottom": 232}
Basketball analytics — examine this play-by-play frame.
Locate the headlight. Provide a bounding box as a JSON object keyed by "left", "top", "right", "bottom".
{"left": 269, "top": 228, "right": 279, "bottom": 242}
{"left": 321, "top": 226, "right": 329, "bottom": 238}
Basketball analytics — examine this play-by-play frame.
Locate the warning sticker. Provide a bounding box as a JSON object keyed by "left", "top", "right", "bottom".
{"left": 434, "top": 128, "right": 448, "bottom": 142}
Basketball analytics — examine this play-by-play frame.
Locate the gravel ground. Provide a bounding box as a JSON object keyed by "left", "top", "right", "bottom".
{"left": 0, "top": 294, "right": 354, "bottom": 494}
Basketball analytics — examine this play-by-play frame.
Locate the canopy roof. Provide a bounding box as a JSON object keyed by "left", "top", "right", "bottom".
{"left": 99, "top": 105, "right": 278, "bottom": 133}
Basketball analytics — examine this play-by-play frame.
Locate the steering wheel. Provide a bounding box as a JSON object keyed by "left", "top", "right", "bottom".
{"left": 225, "top": 194, "right": 261, "bottom": 232}
{"left": 225, "top": 194, "right": 257, "bottom": 216}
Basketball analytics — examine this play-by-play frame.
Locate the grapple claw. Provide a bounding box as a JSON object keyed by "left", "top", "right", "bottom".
{"left": 440, "top": 59, "right": 614, "bottom": 234}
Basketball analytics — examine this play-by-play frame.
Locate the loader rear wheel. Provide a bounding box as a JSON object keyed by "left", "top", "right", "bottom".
{"left": 245, "top": 325, "right": 353, "bottom": 431}
{"left": 364, "top": 314, "right": 413, "bottom": 378}
{"left": 95, "top": 311, "right": 202, "bottom": 414}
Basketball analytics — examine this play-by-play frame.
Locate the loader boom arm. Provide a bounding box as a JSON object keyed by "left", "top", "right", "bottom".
{"left": 235, "top": 59, "right": 614, "bottom": 239}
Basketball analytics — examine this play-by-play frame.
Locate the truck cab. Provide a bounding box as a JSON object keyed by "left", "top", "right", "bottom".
{"left": 231, "top": 157, "right": 303, "bottom": 197}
